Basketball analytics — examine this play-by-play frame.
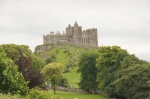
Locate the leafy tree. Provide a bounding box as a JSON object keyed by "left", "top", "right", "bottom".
{"left": 78, "top": 52, "right": 99, "bottom": 93}
{"left": 114, "top": 64, "right": 150, "bottom": 99}
{"left": 45, "top": 53, "right": 56, "bottom": 65}
{"left": 1, "top": 44, "right": 45, "bottom": 88}
{"left": 119, "top": 54, "right": 147, "bottom": 69}
{"left": 0, "top": 47, "right": 29, "bottom": 95}
{"left": 113, "top": 54, "right": 149, "bottom": 98}
{"left": 45, "top": 57, "right": 53, "bottom": 65}
{"left": 42, "top": 62, "right": 65, "bottom": 93}
{"left": 96, "top": 46, "right": 128, "bottom": 97}
{"left": 58, "top": 77, "right": 69, "bottom": 88}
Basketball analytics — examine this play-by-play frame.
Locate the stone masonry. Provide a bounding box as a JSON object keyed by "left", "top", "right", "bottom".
{"left": 35, "top": 22, "right": 98, "bottom": 53}
{"left": 43, "top": 21, "right": 98, "bottom": 46}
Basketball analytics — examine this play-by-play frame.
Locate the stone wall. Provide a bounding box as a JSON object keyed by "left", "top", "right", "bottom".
{"left": 35, "top": 22, "right": 98, "bottom": 53}
{"left": 35, "top": 42, "right": 98, "bottom": 54}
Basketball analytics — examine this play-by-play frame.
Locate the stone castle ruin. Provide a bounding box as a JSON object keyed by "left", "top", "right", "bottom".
{"left": 35, "top": 22, "right": 98, "bottom": 53}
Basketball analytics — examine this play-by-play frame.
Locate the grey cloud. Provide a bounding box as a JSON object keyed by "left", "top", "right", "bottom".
{"left": 0, "top": 0, "right": 150, "bottom": 61}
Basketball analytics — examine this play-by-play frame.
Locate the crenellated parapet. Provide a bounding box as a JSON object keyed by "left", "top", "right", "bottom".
{"left": 36, "top": 22, "right": 98, "bottom": 53}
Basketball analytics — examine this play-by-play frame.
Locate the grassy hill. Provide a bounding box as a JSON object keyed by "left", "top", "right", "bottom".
{"left": 63, "top": 67, "right": 80, "bottom": 88}
{"left": 35, "top": 44, "right": 97, "bottom": 88}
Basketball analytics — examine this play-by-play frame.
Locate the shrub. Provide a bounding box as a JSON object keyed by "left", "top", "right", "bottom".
{"left": 0, "top": 93, "right": 25, "bottom": 99}
{"left": 28, "top": 87, "right": 58, "bottom": 99}
{"left": 58, "top": 77, "right": 69, "bottom": 88}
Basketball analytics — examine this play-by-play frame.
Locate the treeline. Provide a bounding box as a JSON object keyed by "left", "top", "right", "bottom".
{"left": 0, "top": 44, "right": 150, "bottom": 99}
{"left": 78, "top": 46, "right": 150, "bottom": 99}
{"left": 0, "top": 44, "right": 59, "bottom": 99}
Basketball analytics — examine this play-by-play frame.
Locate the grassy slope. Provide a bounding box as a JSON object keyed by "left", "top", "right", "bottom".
{"left": 63, "top": 67, "right": 80, "bottom": 88}
{"left": 55, "top": 48, "right": 70, "bottom": 65}
{"left": 36, "top": 45, "right": 97, "bottom": 88}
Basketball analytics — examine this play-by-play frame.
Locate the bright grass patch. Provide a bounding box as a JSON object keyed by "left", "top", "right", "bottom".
{"left": 63, "top": 67, "right": 80, "bottom": 88}
{"left": 56, "top": 91, "right": 109, "bottom": 99}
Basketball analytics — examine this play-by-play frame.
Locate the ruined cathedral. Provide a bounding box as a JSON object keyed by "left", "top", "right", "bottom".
{"left": 35, "top": 22, "right": 98, "bottom": 53}
{"left": 43, "top": 21, "right": 98, "bottom": 46}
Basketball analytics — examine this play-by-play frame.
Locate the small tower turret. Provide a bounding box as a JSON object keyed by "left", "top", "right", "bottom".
{"left": 74, "top": 21, "right": 78, "bottom": 26}
{"left": 68, "top": 24, "right": 71, "bottom": 27}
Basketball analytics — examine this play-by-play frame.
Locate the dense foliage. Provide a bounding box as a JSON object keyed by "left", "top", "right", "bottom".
{"left": 0, "top": 47, "right": 29, "bottom": 95}
{"left": 58, "top": 77, "right": 69, "bottom": 88}
{"left": 78, "top": 52, "right": 99, "bottom": 93}
{"left": 114, "top": 64, "right": 150, "bottom": 99}
{"left": 42, "top": 62, "right": 65, "bottom": 93}
{"left": 0, "top": 93, "right": 25, "bottom": 99}
{"left": 96, "top": 46, "right": 128, "bottom": 97}
{"left": 1, "top": 44, "right": 45, "bottom": 88}
{"left": 28, "top": 87, "right": 58, "bottom": 99}
{"left": 96, "top": 46, "right": 150, "bottom": 98}
{"left": 1, "top": 43, "right": 149, "bottom": 99}
{"left": 78, "top": 46, "right": 150, "bottom": 99}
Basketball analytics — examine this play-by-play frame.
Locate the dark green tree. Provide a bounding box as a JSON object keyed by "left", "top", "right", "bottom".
{"left": 0, "top": 47, "right": 29, "bottom": 95}
{"left": 45, "top": 57, "right": 54, "bottom": 65}
{"left": 78, "top": 52, "right": 99, "bottom": 93}
{"left": 58, "top": 77, "right": 69, "bottom": 88}
{"left": 119, "top": 54, "right": 147, "bottom": 69}
{"left": 96, "top": 46, "right": 128, "bottom": 97}
{"left": 114, "top": 64, "right": 150, "bottom": 99}
{"left": 1, "top": 44, "right": 45, "bottom": 88}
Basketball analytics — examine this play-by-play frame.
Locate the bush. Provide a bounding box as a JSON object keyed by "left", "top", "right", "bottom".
{"left": 58, "top": 77, "right": 69, "bottom": 88}
{"left": 28, "top": 87, "right": 58, "bottom": 99}
{"left": 45, "top": 57, "right": 53, "bottom": 65}
{"left": 0, "top": 93, "right": 25, "bottom": 99}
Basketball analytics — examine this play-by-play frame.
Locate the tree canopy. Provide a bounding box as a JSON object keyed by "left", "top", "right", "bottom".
{"left": 96, "top": 46, "right": 129, "bottom": 97}
{"left": 114, "top": 64, "right": 150, "bottom": 99}
{"left": 96, "top": 46, "right": 150, "bottom": 98}
{"left": 1, "top": 44, "right": 45, "bottom": 88}
{"left": 78, "top": 52, "right": 99, "bottom": 93}
{"left": 0, "top": 47, "right": 29, "bottom": 95}
{"left": 42, "top": 62, "right": 65, "bottom": 93}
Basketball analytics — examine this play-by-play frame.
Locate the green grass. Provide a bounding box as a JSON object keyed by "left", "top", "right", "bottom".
{"left": 36, "top": 45, "right": 97, "bottom": 88}
{"left": 56, "top": 49, "right": 70, "bottom": 65}
{"left": 0, "top": 91, "right": 109, "bottom": 99}
{"left": 63, "top": 67, "right": 80, "bottom": 88}
{"left": 56, "top": 91, "right": 109, "bottom": 99}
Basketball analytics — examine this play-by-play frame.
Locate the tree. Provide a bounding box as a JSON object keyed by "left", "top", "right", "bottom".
{"left": 45, "top": 54, "right": 56, "bottom": 65}
{"left": 113, "top": 54, "right": 149, "bottom": 98}
{"left": 42, "top": 62, "right": 65, "bottom": 93}
{"left": 96, "top": 46, "right": 128, "bottom": 97}
{"left": 45, "top": 57, "right": 53, "bottom": 65}
{"left": 58, "top": 77, "right": 69, "bottom": 88}
{"left": 119, "top": 54, "right": 147, "bottom": 70}
{"left": 1, "top": 44, "right": 45, "bottom": 88}
{"left": 78, "top": 52, "right": 99, "bottom": 93}
{"left": 114, "top": 64, "right": 150, "bottom": 99}
{"left": 0, "top": 47, "right": 29, "bottom": 95}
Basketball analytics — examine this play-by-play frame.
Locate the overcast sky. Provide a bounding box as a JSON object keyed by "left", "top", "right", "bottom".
{"left": 0, "top": 0, "right": 150, "bottom": 61}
